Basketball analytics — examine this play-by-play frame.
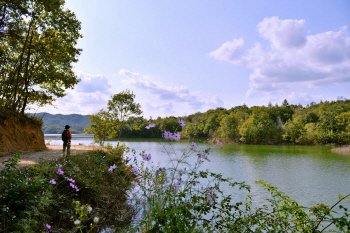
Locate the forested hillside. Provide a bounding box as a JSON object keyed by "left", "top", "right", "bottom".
{"left": 117, "top": 99, "right": 350, "bottom": 145}
{"left": 31, "top": 113, "right": 90, "bottom": 134}
{"left": 39, "top": 99, "right": 350, "bottom": 145}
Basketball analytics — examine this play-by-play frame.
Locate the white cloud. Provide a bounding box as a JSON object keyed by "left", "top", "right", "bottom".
{"left": 119, "top": 69, "right": 224, "bottom": 110}
{"left": 145, "top": 103, "right": 174, "bottom": 113}
{"left": 208, "top": 38, "right": 244, "bottom": 63}
{"left": 209, "top": 17, "right": 350, "bottom": 100}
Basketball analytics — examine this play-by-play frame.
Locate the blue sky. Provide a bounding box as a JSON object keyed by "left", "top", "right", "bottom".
{"left": 34, "top": 0, "right": 350, "bottom": 118}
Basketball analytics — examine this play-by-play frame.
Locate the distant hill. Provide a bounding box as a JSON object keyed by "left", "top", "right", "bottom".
{"left": 29, "top": 113, "right": 90, "bottom": 134}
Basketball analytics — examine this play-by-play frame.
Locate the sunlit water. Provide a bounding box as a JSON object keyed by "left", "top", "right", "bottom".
{"left": 45, "top": 134, "right": 350, "bottom": 208}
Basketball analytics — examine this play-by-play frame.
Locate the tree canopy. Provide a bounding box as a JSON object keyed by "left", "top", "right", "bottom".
{"left": 0, "top": 0, "right": 82, "bottom": 113}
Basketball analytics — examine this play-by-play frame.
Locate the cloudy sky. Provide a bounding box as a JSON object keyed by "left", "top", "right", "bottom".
{"left": 32, "top": 0, "right": 350, "bottom": 118}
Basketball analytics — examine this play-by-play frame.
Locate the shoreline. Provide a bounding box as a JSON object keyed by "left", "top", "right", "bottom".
{"left": 0, "top": 145, "right": 106, "bottom": 166}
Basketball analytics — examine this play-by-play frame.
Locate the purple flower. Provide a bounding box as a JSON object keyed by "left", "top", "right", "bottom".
{"left": 133, "top": 167, "right": 139, "bottom": 176}
{"left": 49, "top": 179, "right": 56, "bottom": 184}
{"left": 136, "top": 216, "right": 142, "bottom": 221}
{"left": 174, "top": 179, "right": 183, "bottom": 186}
{"left": 142, "top": 154, "right": 152, "bottom": 161}
{"left": 70, "top": 183, "right": 76, "bottom": 189}
{"left": 190, "top": 142, "right": 197, "bottom": 148}
{"left": 179, "top": 119, "right": 185, "bottom": 127}
{"left": 46, "top": 223, "right": 51, "bottom": 229}
{"left": 173, "top": 133, "right": 181, "bottom": 140}
{"left": 56, "top": 168, "right": 64, "bottom": 175}
{"left": 163, "top": 131, "right": 174, "bottom": 140}
{"left": 145, "top": 123, "right": 155, "bottom": 129}
{"left": 216, "top": 139, "right": 223, "bottom": 147}
{"left": 167, "top": 179, "right": 171, "bottom": 183}
{"left": 108, "top": 164, "right": 117, "bottom": 172}
{"left": 206, "top": 188, "right": 216, "bottom": 206}
{"left": 197, "top": 152, "right": 203, "bottom": 159}
{"left": 204, "top": 155, "right": 211, "bottom": 162}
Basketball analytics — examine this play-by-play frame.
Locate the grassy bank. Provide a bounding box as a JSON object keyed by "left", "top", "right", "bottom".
{"left": 0, "top": 146, "right": 136, "bottom": 232}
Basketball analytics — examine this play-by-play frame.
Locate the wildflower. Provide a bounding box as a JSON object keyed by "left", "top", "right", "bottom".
{"left": 167, "top": 179, "right": 171, "bottom": 183}
{"left": 163, "top": 131, "right": 173, "bottom": 140}
{"left": 108, "top": 164, "right": 117, "bottom": 172}
{"left": 133, "top": 167, "right": 139, "bottom": 176}
{"left": 216, "top": 138, "right": 223, "bottom": 147}
{"left": 190, "top": 142, "right": 197, "bottom": 148}
{"left": 70, "top": 183, "right": 76, "bottom": 189}
{"left": 136, "top": 216, "right": 142, "bottom": 221}
{"left": 179, "top": 119, "right": 185, "bottom": 127}
{"left": 197, "top": 152, "right": 203, "bottom": 159}
{"left": 142, "top": 154, "right": 152, "bottom": 161}
{"left": 174, "top": 180, "right": 183, "bottom": 186}
{"left": 87, "top": 206, "right": 92, "bottom": 212}
{"left": 93, "top": 217, "right": 99, "bottom": 223}
{"left": 173, "top": 132, "right": 181, "bottom": 140}
{"left": 56, "top": 168, "right": 64, "bottom": 175}
{"left": 46, "top": 223, "right": 51, "bottom": 229}
{"left": 204, "top": 155, "right": 211, "bottom": 162}
{"left": 49, "top": 179, "right": 56, "bottom": 184}
{"left": 74, "top": 220, "right": 80, "bottom": 225}
{"left": 145, "top": 123, "right": 155, "bottom": 129}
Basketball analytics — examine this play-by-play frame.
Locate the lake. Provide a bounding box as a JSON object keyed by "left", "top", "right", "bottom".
{"left": 45, "top": 134, "right": 350, "bottom": 208}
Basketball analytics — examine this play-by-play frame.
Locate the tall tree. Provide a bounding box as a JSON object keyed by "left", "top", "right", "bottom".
{"left": 0, "top": 0, "right": 82, "bottom": 113}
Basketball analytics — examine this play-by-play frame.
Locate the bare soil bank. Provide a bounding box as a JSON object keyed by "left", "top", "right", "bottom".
{"left": 0, "top": 145, "right": 106, "bottom": 166}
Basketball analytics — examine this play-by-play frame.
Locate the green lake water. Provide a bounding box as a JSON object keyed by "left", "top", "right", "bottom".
{"left": 45, "top": 134, "right": 350, "bottom": 208}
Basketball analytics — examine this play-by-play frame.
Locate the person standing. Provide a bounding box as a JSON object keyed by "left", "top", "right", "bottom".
{"left": 62, "top": 125, "right": 72, "bottom": 156}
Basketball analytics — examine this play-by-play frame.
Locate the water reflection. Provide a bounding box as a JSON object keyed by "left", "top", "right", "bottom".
{"left": 45, "top": 135, "right": 350, "bottom": 208}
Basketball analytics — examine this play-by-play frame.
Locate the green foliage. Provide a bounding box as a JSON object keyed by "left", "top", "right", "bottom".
{"left": 85, "top": 90, "right": 143, "bottom": 146}
{"left": 0, "top": 0, "right": 82, "bottom": 114}
{"left": 217, "top": 112, "right": 239, "bottom": 142}
{"left": 0, "top": 147, "right": 136, "bottom": 232}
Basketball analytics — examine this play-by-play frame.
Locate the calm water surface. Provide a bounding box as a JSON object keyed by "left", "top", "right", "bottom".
{"left": 45, "top": 134, "right": 350, "bottom": 207}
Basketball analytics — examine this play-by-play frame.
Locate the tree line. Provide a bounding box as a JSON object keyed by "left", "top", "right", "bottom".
{"left": 86, "top": 94, "right": 350, "bottom": 145}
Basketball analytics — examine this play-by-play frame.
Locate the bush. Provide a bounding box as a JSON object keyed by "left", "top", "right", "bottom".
{"left": 0, "top": 148, "right": 136, "bottom": 232}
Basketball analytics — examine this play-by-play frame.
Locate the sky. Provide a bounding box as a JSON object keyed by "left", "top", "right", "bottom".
{"left": 31, "top": 0, "right": 350, "bottom": 118}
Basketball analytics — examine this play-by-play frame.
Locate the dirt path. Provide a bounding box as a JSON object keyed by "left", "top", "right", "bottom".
{"left": 0, "top": 145, "right": 106, "bottom": 166}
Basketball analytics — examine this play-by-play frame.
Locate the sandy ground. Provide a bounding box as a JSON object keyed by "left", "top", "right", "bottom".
{"left": 0, "top": 145, "right": 106, "bottom": 166}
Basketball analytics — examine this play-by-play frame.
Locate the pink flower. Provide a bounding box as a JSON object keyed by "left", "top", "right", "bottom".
{"left": 46, "top": 223, "right": 51, "bottom": 229}
{"left": 190, "top": 142, "right": 197, "bottom": 148}
{"left": 136, "top": 216, "right": 142, "bottom": 221}
{"left": 49, "top": 179, "right": 56, "bottom": 184}
{"left": 142, "top": 154, "right": 152, "bottom": 161}
{"left": 56, "top": 168, "right": 64, "bottom": 175}
{"left": 179, "top": 119, "right": 185, "bottom": 127}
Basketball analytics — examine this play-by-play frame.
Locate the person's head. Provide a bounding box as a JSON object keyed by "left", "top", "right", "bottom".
{"left": 65, "top": 125, "right": 70, "bottom": 129}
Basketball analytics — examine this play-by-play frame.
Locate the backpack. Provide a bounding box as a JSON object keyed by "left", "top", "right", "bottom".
{"left": 62, "top": 130, "right": 68, "bottom": 141}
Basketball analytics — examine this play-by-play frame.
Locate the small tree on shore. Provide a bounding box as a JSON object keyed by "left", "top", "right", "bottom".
{"left": 85, "top": 90, "right": 142, "bottom": 146}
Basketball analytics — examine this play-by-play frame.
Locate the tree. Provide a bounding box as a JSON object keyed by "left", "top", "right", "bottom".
{"left": 107, "top": 90, "right": 142, "bottom": 146}
{"left": 85, "top": 90, "right": 142, "bottom": 146}
{"left": 217, "top": 112, "right": 239, "bottom": 142}
{"left": 0, "top": 0, "right": 82, "bottom": 113}
{"left": 84, "top": 109, "right": 117, "bottom": 146}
